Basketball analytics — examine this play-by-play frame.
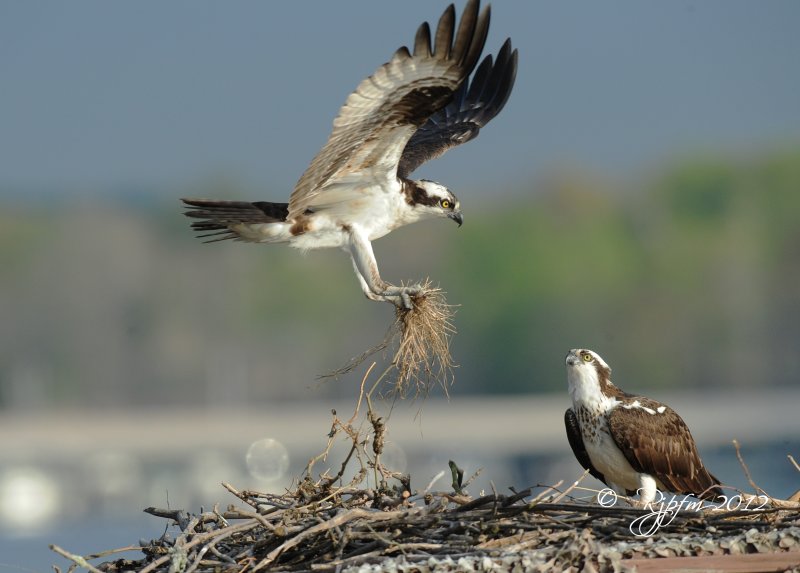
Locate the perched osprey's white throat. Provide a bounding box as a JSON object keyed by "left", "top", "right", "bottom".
{"left": 181, "top": 0, "right": 517, "bottom": 309}
{"left": 563, "top": 348, "right": 722, "bottom": 505}
{"left": 565, "top": 348, "right": 612, "bottom": 409}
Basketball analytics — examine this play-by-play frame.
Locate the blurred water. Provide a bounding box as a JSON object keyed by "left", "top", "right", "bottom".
{"left": 1, "top": 516, "right": 157, "bottom": 573}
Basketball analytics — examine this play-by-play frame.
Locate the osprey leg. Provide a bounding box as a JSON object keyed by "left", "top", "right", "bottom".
{"left": 347, "top": 230, "right": 422, "bottom": 309}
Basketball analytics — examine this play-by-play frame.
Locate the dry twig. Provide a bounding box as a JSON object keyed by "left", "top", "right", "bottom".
{"left": 733, "top": 439, "right": 769, "bottom": 497}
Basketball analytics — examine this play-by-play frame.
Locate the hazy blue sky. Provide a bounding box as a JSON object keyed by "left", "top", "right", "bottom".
{"left": 2, "top": 1, "right": 799, "bottom": 197}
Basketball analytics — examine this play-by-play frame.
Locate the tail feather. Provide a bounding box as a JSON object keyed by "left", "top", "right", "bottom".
{"left": 181, "top": 198, "right": 289, "bottom": 243}
{"left": 678, "top": 469, "right": 724, "bottom": 501}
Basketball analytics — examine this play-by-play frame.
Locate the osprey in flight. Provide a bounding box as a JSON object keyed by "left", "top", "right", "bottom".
{"left": 182, "top": 0, "right": 517, "bottom": 309}
{"left": 564, "top": 349, "right": 722, "bottom": 505}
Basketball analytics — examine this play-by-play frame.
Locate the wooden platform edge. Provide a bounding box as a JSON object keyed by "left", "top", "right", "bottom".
{"left": 624, "top": 549, "right": 800, "bottom": 573}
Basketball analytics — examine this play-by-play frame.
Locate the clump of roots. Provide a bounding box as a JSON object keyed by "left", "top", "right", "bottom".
{"left": 392, "top": 279, "right": 457, "bottom": 397}
{"left": 322, "top": 279, "right": 457, "bottom": 398}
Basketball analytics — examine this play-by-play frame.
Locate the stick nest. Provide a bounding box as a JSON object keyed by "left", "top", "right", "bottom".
{"left": 53, "top": 481, "right": 800, "bottom": 573}
{"left": 52, "top": 379, "right": 800, "bottom": 573}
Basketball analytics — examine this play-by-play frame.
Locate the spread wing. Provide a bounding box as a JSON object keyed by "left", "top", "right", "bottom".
{"left": 607, "top": 401, "right": 723, "bottom": 500}
{"left": 564, "top": 409, "right": 606, "bottom": 484}
{"left": 287, "top": 0, "right": 490, "bottom": 220}
{"left": 398, "top": 38, "right": 517, "bottom": 178}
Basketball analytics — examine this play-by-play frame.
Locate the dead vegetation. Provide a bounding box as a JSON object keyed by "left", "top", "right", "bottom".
{"left": 392, "top": 280, "right": 457, "bottom": 395}
{"left": 323, "top": 279, "right": 457, "bottom": 398}
{"left": 50, "top": 477, "right": 800, "bottom": 573}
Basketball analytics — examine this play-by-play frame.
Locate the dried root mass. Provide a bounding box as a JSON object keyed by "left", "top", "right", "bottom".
{"left": 322, "top": 279, "right": 457, "bottom": 398}
{"left": 392, "top": 279, "right": 457, "bottom": 397}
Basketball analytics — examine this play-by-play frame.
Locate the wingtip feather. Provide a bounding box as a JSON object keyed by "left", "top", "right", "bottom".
{"left": 433, "top": 4, "right": 456, "bottom": 59}
{"left": 461, "top": 4, "right": 490, "bottom": 74}
{"left": 413, "top": 21, "right": 432, "bottom": 58}
{"left": 451, "top": 0, "right": 479, "bottom": 65}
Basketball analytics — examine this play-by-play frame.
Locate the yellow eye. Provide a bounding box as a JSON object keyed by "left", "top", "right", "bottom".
{"left": 440, "top": 199, "right": 451, "bottom": 209}
{"left": 582, "top": 353, "right": 592, "bottom": 362}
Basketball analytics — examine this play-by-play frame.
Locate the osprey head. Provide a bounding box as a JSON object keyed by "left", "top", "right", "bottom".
{"left": 565, "top": 348, "right": 613, "bottom": 402}
{"left": 408, "top": 180, "right": 463, "bottom": 226}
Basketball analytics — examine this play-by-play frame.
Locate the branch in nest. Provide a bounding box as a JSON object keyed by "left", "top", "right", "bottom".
{"left": 301, "top": 365, "right": 410, "bottom": 499}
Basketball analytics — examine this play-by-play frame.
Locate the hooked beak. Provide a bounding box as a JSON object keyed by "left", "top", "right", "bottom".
{"left": 565, "top": 351, "right": 579, "bottom": 366}
{"left": 448, "top": 211, "right": 464, "bottom": 227}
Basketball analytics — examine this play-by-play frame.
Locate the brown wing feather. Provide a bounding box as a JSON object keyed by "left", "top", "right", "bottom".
{"left": 564, "top": 409, "right": 606, "bottom": 484}
{"left": 398, "top": 38, "right": 518, "bottom": 178}
{"left": 607, "top": 401, "right": 722, "bottom": 499}
{"left": 287, "top": 0, "right": 490, "bottom": 219}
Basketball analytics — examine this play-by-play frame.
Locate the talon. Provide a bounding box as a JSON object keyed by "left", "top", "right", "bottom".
{"left": 377, "top": 284, "right": 424, "bottom": 309}
{"left": 399, "top": 291, "right": 413, "bottom": 310}
{"left": 406, "top": 284, "right": 423, "bottom": 296}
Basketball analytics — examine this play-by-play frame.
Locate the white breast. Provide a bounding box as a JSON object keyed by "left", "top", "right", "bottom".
{"left": 581, "top": 414, "right": 641, "bottom": 492}
{"left": 286, "top": 178, "right": 419, "bottom": 250}
{"left": 568, "top": 365, "right": 641, "bottom": 492}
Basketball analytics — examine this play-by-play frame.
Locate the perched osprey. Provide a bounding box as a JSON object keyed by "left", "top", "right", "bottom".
{"left": 182, "top": 0, "right": 517, "bottom": 309}
{"left": 564, "top": 349, "right": 722, "bottom": 505}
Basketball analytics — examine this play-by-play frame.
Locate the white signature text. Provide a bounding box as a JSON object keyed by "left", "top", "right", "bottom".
{"left": 597, "top": 489, "right": 770, "bottom": 537}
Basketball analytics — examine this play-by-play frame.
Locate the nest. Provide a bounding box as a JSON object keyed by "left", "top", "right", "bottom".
{"left": 51, "top": 380, "right": 800, "bottom": 573}
{"left": 51, "top": 478, "right": 800, "bottom": 573}
{"left": 324, "top": 279, "right": 457, "bottom": 398}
